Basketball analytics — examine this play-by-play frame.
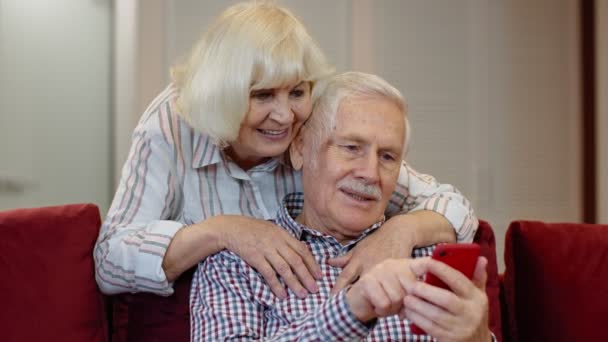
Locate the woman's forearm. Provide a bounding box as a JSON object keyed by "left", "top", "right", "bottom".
{"left": 395, "top": 162, "right": 478, "bottom": 242}
{"left": 163, "top": 214, "right": 321, "bottom": 297}
{"left": 388, "top": 210, "right": 456, "bottom": 251}
{"left": 162, "top": 215, "right": 226, "bottom": 282}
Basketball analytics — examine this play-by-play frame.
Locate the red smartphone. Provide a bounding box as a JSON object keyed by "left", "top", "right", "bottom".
{"left": 410, "top": 243, "right": 481, "bottom": 335}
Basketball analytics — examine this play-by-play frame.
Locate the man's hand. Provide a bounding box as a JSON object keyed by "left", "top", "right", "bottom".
{"left": 345, "top": 259, "right": 416, "bottom": 323}
{"left": 329, "top": 211, "right": 455, "bottom": 295}
{"left": 401, "top": 257, "right": 492, "bottom": 342}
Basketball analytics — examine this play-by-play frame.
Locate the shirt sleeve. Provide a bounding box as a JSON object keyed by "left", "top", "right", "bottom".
{"left": 386, "top": 161, "right": 479, "bottom": 243}
{"left": 94, "top": 103, "right": 185, "bottom": 295}
{"left": 190, "top": 255, "right": 371, "bottom": 342}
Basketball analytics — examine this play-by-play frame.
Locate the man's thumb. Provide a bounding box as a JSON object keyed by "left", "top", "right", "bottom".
{"left": 472, "top": 256, "right": 488, "bottom": 290}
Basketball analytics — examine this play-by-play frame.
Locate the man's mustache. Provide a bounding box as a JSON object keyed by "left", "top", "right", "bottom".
{"left": 336, "top": 178, "right": 381, "bottom": 200}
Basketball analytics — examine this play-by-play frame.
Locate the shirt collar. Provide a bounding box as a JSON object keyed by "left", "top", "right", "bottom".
{"left": 191, "top": 132, "right": 223, "bottom": 169}
{"left": 276, "top": 192, "right": 385, "bottom": 246}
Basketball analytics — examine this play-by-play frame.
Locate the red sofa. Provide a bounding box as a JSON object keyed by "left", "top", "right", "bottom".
{"left": 8, "top": 203, "right": 605, "bottom": 341}
{"left": 0, "top": 203, "right": 501, "bottom": 342}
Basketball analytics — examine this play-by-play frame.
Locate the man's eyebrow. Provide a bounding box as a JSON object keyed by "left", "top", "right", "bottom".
{"left": 333, "top": 134, "right": 366, "bottom": 143}
{"left": 336, "top": 133, "right": 402, "bottom": 153}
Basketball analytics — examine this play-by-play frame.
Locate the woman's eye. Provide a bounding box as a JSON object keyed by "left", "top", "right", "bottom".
{"left": 290, "top": 89, "right": 305, "bottom": 98}
{"left": 251, "top": 91, "right": 273, "bottom": 101}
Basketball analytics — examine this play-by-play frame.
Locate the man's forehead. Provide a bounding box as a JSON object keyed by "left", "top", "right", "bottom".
{"left": 335, "top": 96, "right": 404, "bottom": 126}
{"left": 330, "top": 95, "right": 405, "bottom": 148}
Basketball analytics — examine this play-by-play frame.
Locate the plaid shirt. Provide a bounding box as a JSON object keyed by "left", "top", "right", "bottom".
{"left": 190, "top": 192, "right": 442, "bottom": 341}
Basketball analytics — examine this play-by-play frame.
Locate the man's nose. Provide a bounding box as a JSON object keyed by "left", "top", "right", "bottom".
{"left": 269, "top": 94, "right": 294, "bottom": 124}
{"left": 355, "top": 152, "right": 380, "bottom": 183}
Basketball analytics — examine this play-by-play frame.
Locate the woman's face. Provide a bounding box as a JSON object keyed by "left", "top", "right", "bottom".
{"left": 228, "top": 81, "right": 312, "bottom": 169}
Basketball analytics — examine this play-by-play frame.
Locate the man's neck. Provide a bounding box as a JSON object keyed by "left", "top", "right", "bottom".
{"left": 295, "top": 207, "right": 356, "bottom": 245}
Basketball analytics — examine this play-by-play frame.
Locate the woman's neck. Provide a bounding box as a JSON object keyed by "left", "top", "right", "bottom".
{"left": 224, "top": 146, "right": 270, "bottom": 171}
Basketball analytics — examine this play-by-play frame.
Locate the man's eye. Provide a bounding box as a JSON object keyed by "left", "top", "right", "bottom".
{"left": 342, "top": 145, "right": 360, "bottom": 153}
{"left": 381, "top": 153, "right": 396, "bottom": 161}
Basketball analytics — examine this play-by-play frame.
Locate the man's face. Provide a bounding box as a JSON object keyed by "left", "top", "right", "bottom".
{"left": 296, "top": 95, "right": 405, "bottom": 242}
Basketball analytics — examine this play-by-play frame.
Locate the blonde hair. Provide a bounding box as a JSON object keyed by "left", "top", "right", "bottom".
{"left": 172, "top": 1, "right": 334, "bottom": 147}
{"left": 306, "top": 71, "right": 410, "bottom": 157}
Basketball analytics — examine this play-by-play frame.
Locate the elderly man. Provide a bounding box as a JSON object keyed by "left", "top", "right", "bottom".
{"left": 190, "top": 72, "right": 493, "bottom": 341}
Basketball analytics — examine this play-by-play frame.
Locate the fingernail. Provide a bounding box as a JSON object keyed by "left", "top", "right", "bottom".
{"left": 298, "top": 290, "right": 308, "bottom": 298}
{"left": 309, "top": 283, "right": 319, "bottom": 293}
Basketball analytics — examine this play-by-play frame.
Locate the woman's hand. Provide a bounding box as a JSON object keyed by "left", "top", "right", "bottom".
{"left": 328, "top": 211, "right": 455, "bottom": 295}
{"left": 218, "top": 215, "right": 322, "bottom": 299}
{"left": 328, "top": 216, "right": 415, "bottom": 295}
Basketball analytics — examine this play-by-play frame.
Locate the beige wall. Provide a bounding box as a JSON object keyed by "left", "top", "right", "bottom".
{"left": 120, "top": 0, "right": 584, "bottom": 270}
{"left": 0, "top": 0, "right": 112, "bottom": 212}
{"left": 113, "top": 0, "right": 138, "bottom": 186}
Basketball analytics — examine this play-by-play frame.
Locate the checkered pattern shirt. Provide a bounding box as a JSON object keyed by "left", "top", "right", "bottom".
{"left": 190, "top": 192, "right": 442, "bottom": 341}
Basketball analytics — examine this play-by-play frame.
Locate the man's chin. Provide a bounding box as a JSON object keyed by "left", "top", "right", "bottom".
{"left": 337, "top": 203, "right": 383, "bottom": 223}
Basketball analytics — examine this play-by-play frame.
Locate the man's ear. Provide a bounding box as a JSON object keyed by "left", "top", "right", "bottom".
{"left": 289, "top": 129, "right": 305, "bottom": 170}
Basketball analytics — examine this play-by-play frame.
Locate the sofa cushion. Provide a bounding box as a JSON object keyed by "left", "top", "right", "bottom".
{"left": 502, "top": 220, "right": 608, "bottom": 342}
{"left": 0, "top": 203, "right": 107, "bottom": 342}
{"left": 110, "top": 267, "right": 194, "bottom": 342}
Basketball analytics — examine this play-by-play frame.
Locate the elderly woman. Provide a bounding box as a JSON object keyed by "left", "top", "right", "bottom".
{"left": 94, "top": 1, "right": 477, "bottom": 300}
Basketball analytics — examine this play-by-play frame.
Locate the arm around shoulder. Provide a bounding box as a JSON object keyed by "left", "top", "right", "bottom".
{"left": 388, "top": 162, "right": 478, "bottom": 244}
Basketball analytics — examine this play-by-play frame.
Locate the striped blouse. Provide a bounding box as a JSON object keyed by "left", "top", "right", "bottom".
{"left": 93, "top": 84, "right": 478, "bottom": 295}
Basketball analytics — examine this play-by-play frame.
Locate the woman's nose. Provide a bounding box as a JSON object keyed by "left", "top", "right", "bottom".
{"left": 269, "top": 94, "right": 294, "bottom": 124}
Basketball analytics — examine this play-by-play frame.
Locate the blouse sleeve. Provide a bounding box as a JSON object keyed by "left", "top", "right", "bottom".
{"left": 385, "top": 161, "right": 478, "bottom": 243}
{"left": 94, "top": 94, "right": 186, "bottom": 295}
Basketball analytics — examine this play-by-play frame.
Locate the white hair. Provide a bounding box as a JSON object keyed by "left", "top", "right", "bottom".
{"left": 172, "top": 1, "right": 334, "bottom": 148}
